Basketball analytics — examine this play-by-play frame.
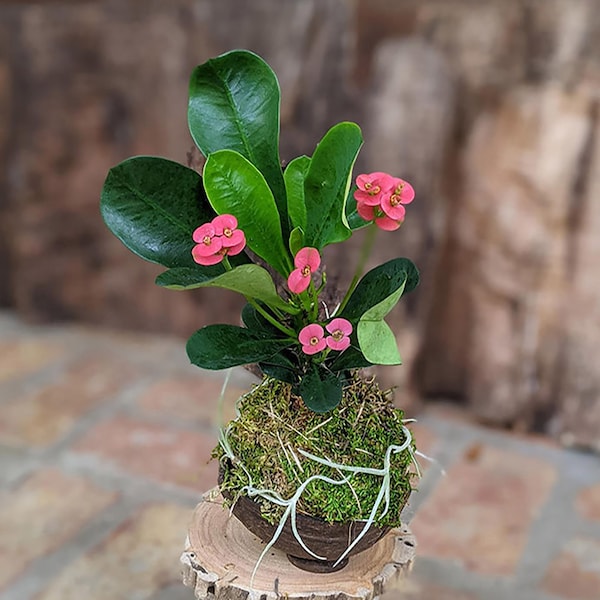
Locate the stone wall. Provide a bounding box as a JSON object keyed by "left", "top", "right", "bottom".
{"left": 1, "top": 0, "right": 599, "bottom": 449}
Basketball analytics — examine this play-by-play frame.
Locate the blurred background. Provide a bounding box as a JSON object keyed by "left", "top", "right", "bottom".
{"left": 1, "top": 0, "right": 599, "bottom": 452}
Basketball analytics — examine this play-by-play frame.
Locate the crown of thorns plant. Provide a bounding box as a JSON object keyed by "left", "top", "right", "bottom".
{"left": 101, "top": 49, "right": 419, "bottom": 413}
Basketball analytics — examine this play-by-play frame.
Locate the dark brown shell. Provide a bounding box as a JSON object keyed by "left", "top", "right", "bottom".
{"left": 219, "top": 462, "right": 390, "bottom": 570}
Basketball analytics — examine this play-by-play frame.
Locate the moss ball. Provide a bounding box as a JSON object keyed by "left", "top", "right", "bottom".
{"left": 214, "top": 376, "right": 417, "bottom": 527}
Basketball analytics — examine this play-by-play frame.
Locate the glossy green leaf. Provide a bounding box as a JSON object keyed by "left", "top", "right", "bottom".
{"left": 154, "top": 253, "right": 249, "bottom": 288}
{"left": 187, "top": 325, "right": 292, "bottom": 370}
{"left": 345, "top": 185, "right": 371, "bottom": 231}
{"left": 288, "top": 227, "right": 305, "bottom": 257}
{"left": 259, "top": 350, "right": 300, "bottom": 384}
{"left": 203, "top": 150, "right": 292, "bottom": 276}
{"left": 241, "top": 303, "right": 280, "bottom": 338}
{"left": 284, "top": 155, "right": 310, "bottom": 231}
{"left": 328, "top": 344, "right": 373, "bottom": 372}
{"left": 360, "top": 278, "right": 406, "bottom": 322}
{"left": 100, "top": 157, "right": 214, "bottom": 268}
{"left": 188, "top": 50, "right": 287, "bottom": 226}
{"left": 355, "top": 277, "right": 406, "bottom": 364}
{"left": 304, "top": 122, "right": 363, "bottom": 249}
{"left": 357, "top": 319, "right": 401, "bottom": 365}
{"left": 298, "top": 365, "right": 343, "bottom": 413}
{"left": 156, "top": 264, "right": 297, "bottom": 313}
{"left": 339, "top": 258, "right": 419, "bottom": 321}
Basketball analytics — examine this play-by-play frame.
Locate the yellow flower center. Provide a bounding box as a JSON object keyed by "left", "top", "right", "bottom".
{"left": 223, "top": 227, "right": 233, "bottom": 238}
{"left": 364, "top": 182, "right": 380, "bottom": 195}
{"left": 203, "top": 235, "right": 212, "bottom": 245}
{"left": 390, "top": 194, "right": 401, "bottom": 207}
{"left": 310, "top": 336, "right": 320, "bottom": 346}
{"left": 302, "top": 265, "right": 311, "bottom": 277}
{"left": 394, "top": 182, "right": 405, "bottom": 195}
{"left": 332, "top": 330, "right": 344, "bottom": 341}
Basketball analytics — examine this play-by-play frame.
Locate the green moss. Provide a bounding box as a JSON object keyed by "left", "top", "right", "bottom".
{"left": 214, "top": 375, "right": 417, "bottom": 527}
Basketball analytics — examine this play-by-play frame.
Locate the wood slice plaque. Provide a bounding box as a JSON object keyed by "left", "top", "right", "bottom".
{"left": 181, "top": 488, "right": 416, "bottom": 600}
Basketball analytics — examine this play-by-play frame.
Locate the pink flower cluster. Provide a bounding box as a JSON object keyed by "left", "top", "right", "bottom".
{"left": 288, "top": 247, "right": 320, "bottom": 294}
{"left": 354, "top": 172, "right": 415, "bottom": 231}
{"left": 192, "top": 214, "right": 246, "bottom": 266}
{"left": 298, "top": 318, "right": 353, "bottom": 355}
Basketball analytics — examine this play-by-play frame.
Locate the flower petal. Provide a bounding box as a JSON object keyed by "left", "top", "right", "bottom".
{"left": 192, "top": 223, "right": 215, "bottom": 243}
{"left": 221, "top": 228, "right": 245, "bottom": 248}
{"left": 288, "top": 268, "right": 311, "bottom": 294}
{"left": 226, "top": 237, "right": 246, "bottom": 256}
{"left": 192, "top": 249, "right": 225, "bottom": 266}
{"left": 298, "top": 324, "right": 324, "bottom": 346}
{"left": 302, "top": 338, "right": 327, "bottom": 355}
{"left": 212, "top": 214, "right": 238, "bottom": 235}
{"left": 375, "top": 215, "right": 402, "bottom": 231}
{"left": 356, "top": 172, "right": 392, "bottom": 191}
{"left": 380, "top": 196, "right": 406, "bottom": 221}
{"left": 354, "top": 190, "right": 382, "bottom": 206}
{"left": 326, "top": 336, "right": 350, "bottom": 352}
{"left": 356, "top": 203, "right": 376, "bottom": 221}
{"left": 326, "top": 318, "right": 353, "bottom": 336}
{"left": 294, "top": 247, "right": 321, "bottom": 271}
{"left": 192, "top": 236, "right": 223, "bottom": 257}
{"left": 390, "top": 178, "right": 415, "bottom": 204}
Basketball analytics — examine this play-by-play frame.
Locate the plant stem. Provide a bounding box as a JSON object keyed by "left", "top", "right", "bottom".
{"left": 309, "top": 280, "right": 319, "bottom": 321}
{"left": 335, "top": 225, "right": 378, "bottom": 315}
{"left": 224, "top": 256, "right": 296, "bottom": 335}
{"left": 248, "top": 298, "right": 297, "bottom": 338}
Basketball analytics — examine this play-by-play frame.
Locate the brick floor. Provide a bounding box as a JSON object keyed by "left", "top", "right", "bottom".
{"left": 542, "top": 538, "right": 600, "bottom": 600}
{"left": 411, "top": 445, "right": 557, "bottom": 575}
{"left": 36, "top": 503, "right": 191, "bottom": 600}
{"left": 0, "top": 338, "right": 65, "bottom": 384}
{"left": 0, "top": 357, "right": 138, "bottom": 447}
{"left": 74, "top": 416, "right": 217, "bottom": 491}
{"left": 0, "top": 469, "right": 117, "bottom": 591}
{"left": 1, "top": 311, "right": 599, "bottom": 600}
{"left": 576, "top": 484, "right": 600, "bottom": 522}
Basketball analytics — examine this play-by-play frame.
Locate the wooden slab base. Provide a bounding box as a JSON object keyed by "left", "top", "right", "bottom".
{"left": 181, "top": 488, "right": 416, "bottom": 600}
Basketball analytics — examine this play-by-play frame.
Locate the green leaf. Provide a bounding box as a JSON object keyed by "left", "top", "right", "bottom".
{"left": 339, "top": 258, "right": 419, "bottom": 322}
{"left": 298, "top": 365, "right": 343, "bottom": 413}
{"left": 284, "top": 155, "right": 310, "bottom": 231}
{"left": 345, "top": 185, "right": 371, "bottom": 231}
{"left": 304, "top": 122, "right": 363, "bottom": 249}
{"left": 357, "top": 319, "right": 402, "bottom": 365}
{"left": 328, "top": 344, "right": 373, "bottom": 372}
{"left": 100, "top": 156, "right": 214, "bottom": 268}
{"left": 355, "top": 277, "right": 407, "bottom": 365}
{"left": 288, "top": 227, "right": 305, "bottom": 257}
{"left": 241, "top": 303, "right": 280, "bottom": 338}
{"left": 188, "top": 50, "right": 287, "bottom": 227}
{"left": 187, "top": 325, "right": 292, "bottom": 370}
{"left": 259, "top": 350, "right": 300, "bottom": 384}
{"left": 203, "top": 150, "right": 292, "bottom": 276}
{"left": 156, "top": 263, "right": 227, "bottom": 286}
{"left": 156, "top": 264, "right": 297, "bottom": 313}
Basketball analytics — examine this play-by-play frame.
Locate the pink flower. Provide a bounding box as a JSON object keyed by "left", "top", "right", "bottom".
{"left": 287, "top": 247, "right": 321, "bottom": 294}
{"left": 192, "top": 214, "right": 246, "bottom": 266}
{"left": 354, "top": 173, "right": 415, "bottom": 232}
{"left": 380, "top": 178, "right": 415, "bottom": 221}
{"left": 299, "top": 324, "right": 327, "bottom": 355}
{"left": 325, "top": 318, "right": 352, "bottom": 352}
{"left": 356, "top": 203, "right": 402, "bottom": 232}
{"left": 354, "top": 172, "right": 394, "bottom": 206}
{"left": 192, "top": 222, "right": 224, "bottom": 265}
{"left": 212, "top": 214, "right": 246, "bottom": 256}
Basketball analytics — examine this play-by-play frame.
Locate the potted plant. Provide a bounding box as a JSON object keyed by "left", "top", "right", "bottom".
{"left": 100, "top": 49, "right": 421, "bottom": 576}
